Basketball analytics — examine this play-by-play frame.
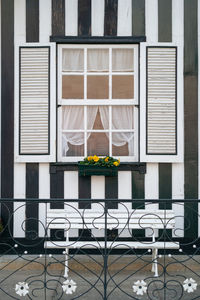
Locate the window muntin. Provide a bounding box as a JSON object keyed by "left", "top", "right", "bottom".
{"left": 58, "top": 44, "right": 138, "bottom": 162}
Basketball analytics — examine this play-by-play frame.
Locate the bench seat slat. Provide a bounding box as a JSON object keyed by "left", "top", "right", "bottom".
{"left": 45, "top": 241, "right": 179, "bottom": 250}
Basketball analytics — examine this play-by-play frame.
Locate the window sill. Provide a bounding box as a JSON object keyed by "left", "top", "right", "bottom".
{"left": 50, "top": 162, "right": 146, "bottom": 174}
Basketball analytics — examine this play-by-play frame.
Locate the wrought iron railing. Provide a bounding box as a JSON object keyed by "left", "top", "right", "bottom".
{"left": 0, "top": 198, "right": 199, "bottom": 299}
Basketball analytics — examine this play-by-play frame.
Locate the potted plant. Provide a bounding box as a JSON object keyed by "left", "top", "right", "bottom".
{"left": 78, "top": 155, "right": 120, "bottom": 176}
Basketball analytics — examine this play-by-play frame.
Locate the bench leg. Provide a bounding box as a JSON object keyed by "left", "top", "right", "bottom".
{"left": 151, "top": 248, "right": 158, "bottom": 277}
{"left": 64, "top": 248, "right": 69, "bottom": 278}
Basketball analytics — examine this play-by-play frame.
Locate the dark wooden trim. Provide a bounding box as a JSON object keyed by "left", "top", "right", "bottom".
{"left": 50, "top": 172, "right": 64, "bottom": 209}
{"left": 79, "top": 176, "right": 91, "bottom": 209}
{"left": 78, "top": 0, "right": 91, "bottom": 36}
{"left": 50, "top": 171, "right": 64, "bottom": 239}
{"left": 132, "top": 172, "right": 144, "bottom": 208}
{"left": 132, "top": 172, "right": 145, "bottom": 236}
{"left": 105, "top": 176, "right": 118, "bottom": 209}
{"left": 159, "top": 163, "right": 172, "bottom": 209}
{"left": 26, "top": 0, "right": 39, "bottom": 42}
{"left": 158, "top": 0, "right": 172, "bottom": 42}
{"left": 104, "top": 0, "right": 118, "bottom": 36}
{"left": 184, "top": 0, "right": 198, "bottom": 239}
{"left": 78, "top": 176, "right": 91, "bottom": 237}
{"left": 1, "top": 0, "right": 14, "bottom": 237}
{"left": 50, "top": 36, "right": 146, "bottom": 43}
{"left": 50, "top": 162, "right": 146, "bottom": 174}
{"left": 52, "top": 0, "right": 65, "bottom": 36}
{"left": 132, "top": 0, "right": 145, "bottom": 36}
{"left": 26, "top": 164, "right": 39, "bottom": 239}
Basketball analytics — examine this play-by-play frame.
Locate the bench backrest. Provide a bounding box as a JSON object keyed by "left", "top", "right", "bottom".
{"left": 46, "top": 209, "right": 176, "bottom": 230}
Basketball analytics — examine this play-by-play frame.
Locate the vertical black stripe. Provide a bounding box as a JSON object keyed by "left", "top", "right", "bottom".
{"left": 26, "top": 0, "right": 39, "bottom": 42}
{"left": 1, "top": 0, "right": 14, "bottom": 237}
{"left": 26, "top": 164, "right": 39, "bottom": 239}
{"left": 132, "top": 171, "right": 144, "bottom": 209}
{"left": 79, "top": 176, "right": 91, "bottom": 238}
{"left": 159, "top": 163, "right": 172, "bottom": 209}
{"left": 184, "top": 0, "right": 198, "bottom": 238}
{"left": 105, "top": 176, "right": 118, "bottom": 239}
{"left": 79, "top": 176, "right": 91, "bottom": 209}
{"left": 52, "top": 0, "right": 65, "bottom": 36}
{"left": 132, "top": 172, "right": 145, "bottom": 237}
{"left": 158, "top": 0, "right": 172, "bottom": 42}
{"left": 105, "top": 176, "right": 118, "bottom": 209}
{"left": 25, "top": 0, "right": 40, "bottom": 239}
{"left": 50, "top": 171, "right": 64, "bottom": 239}
{"left": 132, "top": 0, "right": 145, "bottom": 36}
{"left": 50, "top": 172, "right": 64, "bottom": 208}
{"left": 78, "top": 0, "right": 91, "bottom": 36}
{"left": 104, "top": 0, "right": 118, "bottom": 36}
{"left": 159, "top": 163, "right": 172, "bottom": 237}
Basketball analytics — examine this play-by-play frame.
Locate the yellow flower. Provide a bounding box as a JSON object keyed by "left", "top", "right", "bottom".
{"left": 93, "top": 155, "right": 99, "bottom": 162}
{"left": 87, "top": 156, "right": 93, "bottom": 161}
{"left": 105, "top": 157, "right": 109, "bottom": 162}
{"left": 113, "top": 161, "right": 119, "bottom": 167}
{"left": 118, "top": 159, "right": 120, "bottom": 163}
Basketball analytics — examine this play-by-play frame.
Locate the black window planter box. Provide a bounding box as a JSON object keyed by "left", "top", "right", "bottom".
{"left": 78, "top": 164, "right": 118, "bottom": 176}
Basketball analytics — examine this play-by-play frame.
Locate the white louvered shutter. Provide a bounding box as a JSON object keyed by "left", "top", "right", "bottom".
{"left": 140, "top": 43, "right": 183, "bottom": 163}
{"left": 15, "top": 44, "right": 56, "bottom": 162}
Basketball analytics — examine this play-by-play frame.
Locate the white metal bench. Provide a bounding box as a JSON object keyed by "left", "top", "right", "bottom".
{"left": 44, "top": 208, "right": 179, "bottom": 277}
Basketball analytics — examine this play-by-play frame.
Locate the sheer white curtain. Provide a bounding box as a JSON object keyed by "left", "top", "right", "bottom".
{"left": 62, "top": 49, "right": 84, "bottom": 72}
{"left": 62, "top": 106, "right": 134, "bottom": 156}
{"left": 87, "top": 49, "right": 109, "bottom": 71}
{"left": 62, "top": 106, "right": 98, "bottom": 155}
{"left": 112, "top": 49, "right": 134, "bottom": 71}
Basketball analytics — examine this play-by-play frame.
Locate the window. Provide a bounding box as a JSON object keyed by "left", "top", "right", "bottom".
{"left": 15, "top": 41, "right": 182, "bottom": 163}
{"left": 57, "top": 45, "right": 139, "bottom": 162}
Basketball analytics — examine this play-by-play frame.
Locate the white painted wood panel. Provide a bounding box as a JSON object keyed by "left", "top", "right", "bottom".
{"left": 91, "top": 0, "right": 104, "bottom": 36}
{"left": 39, "top": 0, "right": 51, "bottom": 42}
{"left": 145, "top": 163, "right": 159, "bottom": 237}
{"left": 39, "top": 164, "right": 50, "bottom": 237}
{"left": 91, "top": 176, "right": 105, "bottom": 237}
{"left": 117, "top": 0, "right": 132, "bottom": 36}
{"left": 64, "top": 171, "right": 79, "bottom": 237}
{"left": 65, "top": 0, "right": 78, "bottom": 36}
{"left": 13, "top": 0, "right": 26, "bottom": 238}
{"left": 14, "top": 0, "right": 26, "bottom": 44}
{"left": 13, "top": 164, "right": 26, "bottom": 237}
{"left": 172, "top": 163, "right": 184, "bottom": 237}
{"left": 145, "top": 0, "right": 158, "bottom": 43}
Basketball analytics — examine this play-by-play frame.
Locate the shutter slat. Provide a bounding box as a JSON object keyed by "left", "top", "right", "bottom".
{"left": 19, "top": 47, "right": 50, "bottom": 155}
{"left": 147, "top": 47, "right": 177, "bottom": 154}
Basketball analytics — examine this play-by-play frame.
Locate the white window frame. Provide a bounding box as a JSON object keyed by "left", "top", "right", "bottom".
{"left": 57, "top": 44, "right": 139, "bottom": 162}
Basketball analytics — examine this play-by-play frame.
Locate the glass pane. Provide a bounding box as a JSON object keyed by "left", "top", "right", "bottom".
{"left": 62, "top": 49, "right": 84, "bottom": 72}
{"left": 62, "top": 106, "right": 84, "bottom": 130}
{"left": 112, "top": 75, "right": 134, "bottom": 99}
{"left": 87, "top": 49, "right": 109, "bottom": 72}
{"left": 112, "top": 49, "right": 134, "bottom": 72}
{"left": 87, "top": 132, "right": 109, "bottom": 156}
{"left": 62, "top": 75, "right": 84, "bottom": 99}
{"left": 87, "top": 76, "right": 109, "bottom": 99}
{"left": 87, "top": 106, "right": 109, "bottom": 130}
{"left": 112, "top": 106, "right": 134, "bottom": 129}
{"left": 63, "top": 133, "right": 84, "bottom": 156}
{"left": 112, "top": 133, "right": 134, "bottom": 156}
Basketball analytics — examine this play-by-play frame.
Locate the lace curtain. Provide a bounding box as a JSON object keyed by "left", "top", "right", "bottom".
{"left": 62, "top": 106, "right": 134, "bottom": 156}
